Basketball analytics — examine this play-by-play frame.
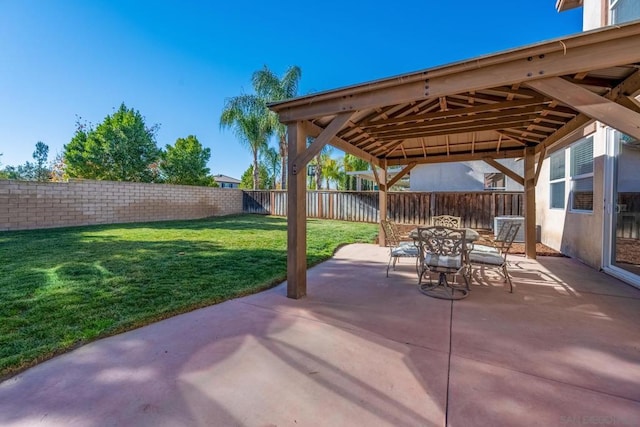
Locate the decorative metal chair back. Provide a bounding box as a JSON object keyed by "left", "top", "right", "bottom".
{"left": 494, "top": 222, "right": 521, "bottom": 259}
{"left": 417, "top": 226, "right": 469, "bottom": 299}
{"left": 417, "top": 226, "right": 466, "bottom": 261}
{"left": 381, "top": 219, "right": 401, "bottom": 247}
{"left": 431, "top": 215, "right": 462, "bottom": 228}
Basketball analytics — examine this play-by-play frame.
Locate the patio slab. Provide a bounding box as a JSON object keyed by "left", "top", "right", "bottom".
{"left": 1, "top": 243, "right": 639, "bottom": 426}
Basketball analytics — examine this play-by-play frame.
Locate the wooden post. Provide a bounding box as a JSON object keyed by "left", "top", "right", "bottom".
{"left": 378, "top": 163, "right": 388, "bottom": 247}
{"left": 524, "top": 147, "right": 537, "bottom": 259}
{"left": 287, "top": 122, "right": 307, "bottom": 299}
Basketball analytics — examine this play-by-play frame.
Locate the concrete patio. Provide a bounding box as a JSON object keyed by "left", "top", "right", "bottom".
{"left": 1, "top": 243, "right": 639, "bottom": 426}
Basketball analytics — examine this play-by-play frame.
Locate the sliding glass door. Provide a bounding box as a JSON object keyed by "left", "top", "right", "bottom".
{"left": 604, "top": 129, "right": 640, "bottom": 287}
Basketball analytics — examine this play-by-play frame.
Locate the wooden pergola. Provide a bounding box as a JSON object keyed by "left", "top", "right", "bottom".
{"left": 269, "top": 22, "right": 640, "bottom": 299}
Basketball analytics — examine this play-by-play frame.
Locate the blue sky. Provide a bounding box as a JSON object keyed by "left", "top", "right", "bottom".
{"left": 0, "top": 1, "right": 582, "bottom": 180}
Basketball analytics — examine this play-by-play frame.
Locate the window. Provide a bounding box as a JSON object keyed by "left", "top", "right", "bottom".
{"left": 484, "top": 173, "right": 505, "bottom": 191}
{"left": 610, "top": 0, "right": 640, "bottom": 24}
{"left": 549, "top": 150, "right": 566, "bottom": 209}
{"left": 569, "top": 137, "right": 594, "bottom": 212}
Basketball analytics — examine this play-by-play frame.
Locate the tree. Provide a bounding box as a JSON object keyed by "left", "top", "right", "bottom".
{"left": 2, "top": 163, "right": 35, "bottom": 180}
{"left": 160, "top": 135, "right": 215, "bottom": 186}
{"left": 220, "top": 95, "right": 272, "bottom": 190}
{"left": 64, "top": 104, "right": 161, "bottom": 182}
{"left": 260, "top": 146, "right": 280, "bottom": 189}
{"left": 343, "top": 154, "right": 371, "bottom": 190}
{"left": 251, "top": 65, "right": 301, "bottom": 190}
{"left": 322, "top": 157, "right": 342, "bottom": 190}
{"left": 239, "top": 164, "right": 269, "bottom": 189}
{"left": 33, "top": 141, "right": 50, "bottom": 181}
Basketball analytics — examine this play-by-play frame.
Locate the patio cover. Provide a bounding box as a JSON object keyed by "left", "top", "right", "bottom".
{"left": 269, "top": 21, "right": 640, "bottom": 299}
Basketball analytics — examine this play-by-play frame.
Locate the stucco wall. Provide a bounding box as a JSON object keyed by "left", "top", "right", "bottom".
{"left": 536, "top": 128, "right": 605, "bottom": 268}
{"left": 0, "top": 180, "right": 243, "bottom": 231}
{"left": 410, "top": 159, "right": 524, "bottom": 192}
{"left": 582, "top": 0, "right": 602, "bottom": 30}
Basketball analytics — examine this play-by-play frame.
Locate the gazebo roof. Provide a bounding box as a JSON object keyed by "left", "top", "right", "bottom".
{"left": 270, "top": 21, "right": 640, "bottom": 169}
{"left": 268, "top": 20, "right": 640, "bottom": 299}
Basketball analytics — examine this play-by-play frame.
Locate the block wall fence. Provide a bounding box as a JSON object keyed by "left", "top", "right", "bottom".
{"left": 0, "top": 180, "right": 243, "bottom": 231}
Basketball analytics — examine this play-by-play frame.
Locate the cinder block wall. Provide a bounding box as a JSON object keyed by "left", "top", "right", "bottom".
{"left": 0, "top": 180, "right": 243, "bottom": 231}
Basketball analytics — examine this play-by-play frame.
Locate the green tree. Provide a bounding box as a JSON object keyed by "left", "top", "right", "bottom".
{"left": 160, "top": 135, "right": 214, "bottom": 186}
{"left": 33, "top": 141, "right": 50, "bottom": 181}
{"left": 2, "top": 163, "right": 35, "bottom": 180}
{"left": 252, "top": 65, "right": 301, "bottom": 190}
{"left": 0, "top": 154, "right": 6, "bottom": 179}
{"left": 239, "top": 164, "right": 269, "bottom": 189}
{"left": 220, "top": 95, "right": 272, "bottom": 190}
{"left": 343, "top": 154, "right": 370, "bottom": 190}
{"left": 260, "top": 146, "right": 280, "bottom": 189}
{"left": 323, "top": 157, "right": 342, "bottom": 190}
{"left": 64, "top": 104, "right": 161, "bottom": 182}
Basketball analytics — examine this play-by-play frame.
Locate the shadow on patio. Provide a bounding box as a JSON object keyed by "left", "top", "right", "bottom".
{"left": 1, "top": 243, "right": 639, "bottom": 426}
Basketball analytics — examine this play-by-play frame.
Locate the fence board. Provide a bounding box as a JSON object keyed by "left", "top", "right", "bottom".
{"left": 243, "top": 191, "right": 526, "bottom": 228}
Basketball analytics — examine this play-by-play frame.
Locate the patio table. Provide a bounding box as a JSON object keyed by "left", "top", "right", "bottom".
{"left": 408, "top": 227, "right": 480, "bottom": 242}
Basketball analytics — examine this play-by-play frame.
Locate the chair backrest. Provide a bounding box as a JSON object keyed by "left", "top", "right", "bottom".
{"left": 431, "top": 215, "right": 462, "bottom": 228}
{"left": 494, "top": 222, "right": 521, "bottom": 259}
{"left": 417, "top": 226, "right": 467, "bottom": 260}
{"left": 495, "top": 220, "right": 511, "bottom": 242}
{"left": 381, "top": 219, "right": 401, "bottom": 247}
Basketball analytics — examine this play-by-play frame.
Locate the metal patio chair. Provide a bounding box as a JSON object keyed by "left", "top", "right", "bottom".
{"left": 431, "top": 215, "right": 462, "bottom": 228}
{"left": 467, "top": 221, "right": 521, "bottom": 292}
{"left": 381, "top": 219, "right": 419, "bottom": 277}
{"left": 417, "top": 226, "right": 470, "bottom": 300}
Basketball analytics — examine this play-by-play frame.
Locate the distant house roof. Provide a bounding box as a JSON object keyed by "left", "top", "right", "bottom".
{"left": 213, "top": 174, "right": 241, "bottom": 184}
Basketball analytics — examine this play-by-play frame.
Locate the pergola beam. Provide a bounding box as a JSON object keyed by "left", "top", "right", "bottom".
{"left": 526, "top": 77, "right": 640, "bottom": 141}
{"left": 535, "top": 69, "right": 640, "bottom": 154}
{"left": 362, "top": 97, "right": 545, "bottom": 126}
{"left": 364, "top": 105, "right": 545, "bottom": 135}
{"left": 385, "top": 148, "right": 523, "bottom": 166}
{"left": 292, "top": 112, "right": 354, "bottom": 174}
{"left": 386, "top": 162, "right": 416, "bottom": 188}
{"left": 483, "top": 158, "right": 525, "bottom": 186}
{"left": 302, "top": 120, "right": 380, "bottom": 167}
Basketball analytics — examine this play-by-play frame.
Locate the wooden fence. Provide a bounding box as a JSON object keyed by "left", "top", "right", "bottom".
{"left": 243, "top": 191, "right": 523, "bottom": 229}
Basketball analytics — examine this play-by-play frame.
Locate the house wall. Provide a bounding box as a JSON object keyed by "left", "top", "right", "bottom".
{"left": 582, "top": 0, "right": 603, "bottom": 30}
{"left": 541, "top": 0, "right": 640, "bottom": 269}
{"left": 410, "top": 159, "right": 524, "bottom": 192}
{"left": 0, "top": 180, "right": 243, "bottom": 231}
{"left": 536, "top": 128, "right": 605, "bottom": 268}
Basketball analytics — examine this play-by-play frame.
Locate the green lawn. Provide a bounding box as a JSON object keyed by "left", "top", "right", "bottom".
{"left": 0, "top": 214, "right": 378, "bottom": 379}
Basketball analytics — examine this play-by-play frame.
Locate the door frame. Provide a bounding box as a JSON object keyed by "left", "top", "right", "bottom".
{"left": 602, "top": 127, "right": 640, "bottom": 289}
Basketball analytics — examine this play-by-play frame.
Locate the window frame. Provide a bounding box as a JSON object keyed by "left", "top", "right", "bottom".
{"left": 549, "top": 150, "right": 566, "bottom": 210}
{"left": 569, "top": 136, "right": 594, "bottom": 213}
{"left": 609, "top": 0, "right": 640, "bottom": 24}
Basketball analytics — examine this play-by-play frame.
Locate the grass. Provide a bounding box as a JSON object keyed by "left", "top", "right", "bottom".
{"left": 0, "top": 214, "right": 378, "bottom": 379}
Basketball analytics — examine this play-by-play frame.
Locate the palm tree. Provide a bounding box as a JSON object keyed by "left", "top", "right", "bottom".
{"left": 343, "top": 154, "right": 370, "bottom": 190}
{"left": 314, "top": 147, "right": 334, "bottom": 190}
{"left": 220, "top": 95, "right": 272, "bottom": 190}
{"left": 322, "top": 157, "right": 342, "bottom": 190}
{"left": 260, "top": 146, "right": 280, "bottom": 189}
{"left": 252, "top": 65, "right": 302, "bottom": 190}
